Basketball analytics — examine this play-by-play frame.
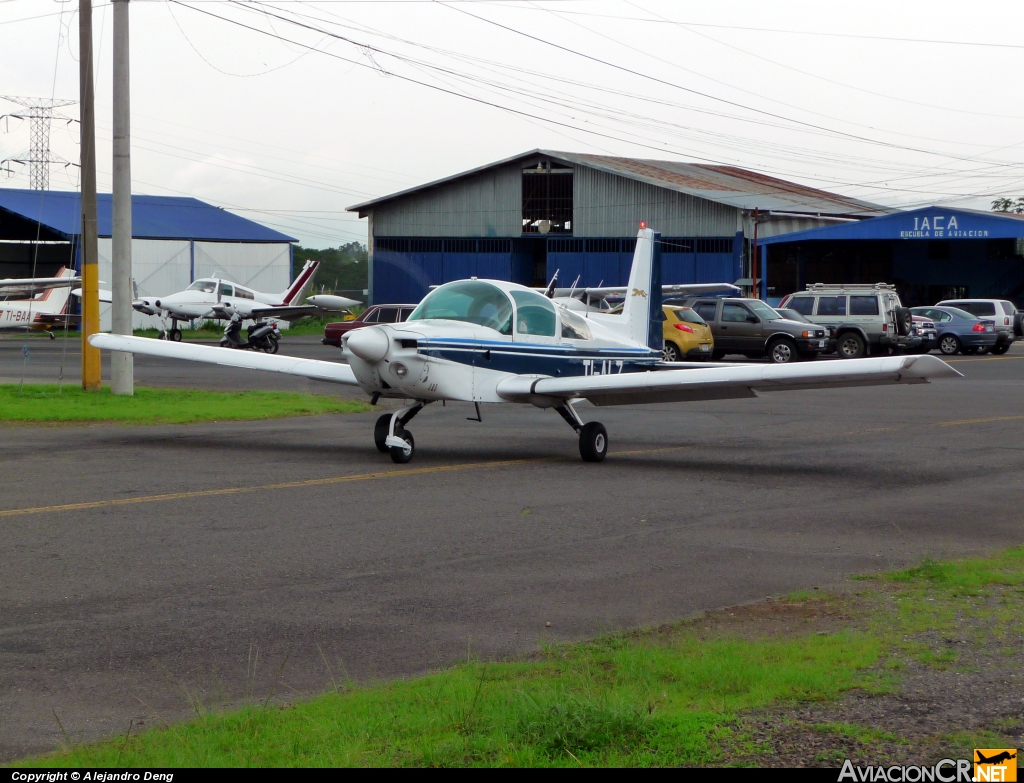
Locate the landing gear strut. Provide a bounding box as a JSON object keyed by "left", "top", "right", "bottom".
{"left": 375, "top": 402, "right": 426, "bottom": 463}
{"left": 555, "top": 402, "right": 608, "bottom": 462}
{"left": 160, "top": 319, "right": 182, "bottom": 342}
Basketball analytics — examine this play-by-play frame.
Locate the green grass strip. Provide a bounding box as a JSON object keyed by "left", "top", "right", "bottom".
{"left": 0, "top": 384, "right": 371, "bottom": 425}
{"left": 13, "top": 541, "right": 1024, "bottom": 766}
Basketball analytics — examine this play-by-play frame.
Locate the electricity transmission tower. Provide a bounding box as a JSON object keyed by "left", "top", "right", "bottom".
{"left": 0, "top": 96, "right": 76, "bottom": 190}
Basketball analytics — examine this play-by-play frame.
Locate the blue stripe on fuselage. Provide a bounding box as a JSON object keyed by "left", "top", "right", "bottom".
{"left": 415, "top": 338, "right": 660, "bottom": 377}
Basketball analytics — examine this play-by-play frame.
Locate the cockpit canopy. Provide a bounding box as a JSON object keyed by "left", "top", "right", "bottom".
{"left": 409, "top": 281, "right": 514, "bottom": 334}
{"left": 187, "top": 280, "right": 217, "bottom": 293}
{"left": 408, "top": 281, "right": 566, "bottom": 338}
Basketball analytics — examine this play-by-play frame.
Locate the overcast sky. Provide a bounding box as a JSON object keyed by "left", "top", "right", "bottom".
{"left": 2, "top": 0, "right": 1024, "bottom": 248}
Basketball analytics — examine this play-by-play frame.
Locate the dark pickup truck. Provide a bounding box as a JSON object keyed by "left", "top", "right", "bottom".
{"left": 678, "top": 297, "right": 828, "bottom": 363}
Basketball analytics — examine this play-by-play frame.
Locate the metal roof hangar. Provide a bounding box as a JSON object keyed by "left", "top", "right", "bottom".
{"left": 760, "top": 206, "right": 1024, "bottom": 306}
{"left": 349, "top": 149, "right": 886, "bottom": 304}
{"left": 0, "top": 188, "right": 295, "bottom": 329}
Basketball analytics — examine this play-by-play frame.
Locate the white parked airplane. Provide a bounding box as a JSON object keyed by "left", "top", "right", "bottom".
{"left": 547, "top": 281, "right": 741, "bottom": 313}
{"left": 91, "top": 228, "right": 960, "bottom": 463}
{"left": 132, "top": 260, "right": 360, "bottom": 340}
{"left": 0, "top": 267, "right": 82, "bottom": 337}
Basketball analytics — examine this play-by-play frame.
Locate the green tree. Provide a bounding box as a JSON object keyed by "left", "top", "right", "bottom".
{"left": 293, "top": 242, "right": 368, "bottom": 302}
{"left": 991, "top": 197, "right": 1024, "bottom": 214}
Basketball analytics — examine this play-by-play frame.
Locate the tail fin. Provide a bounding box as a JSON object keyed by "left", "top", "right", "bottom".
{"left": 35, "top": 266, "right": 75, "bottom": 315}
{"left": 620, "top": 228, "right": 663, "bottom": 350}
{"left": 281, "top": 259, "right": 320, "bottom": 304}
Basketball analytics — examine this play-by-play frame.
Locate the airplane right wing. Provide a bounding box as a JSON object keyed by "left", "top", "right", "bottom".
{"left": 496, "top": 354, "right": 961, "bottom": 406}
{"left": 0, "top": 276, "right": 83, "bottom": 296}
{"left": 88, "top": 334, "right": 360, "bottom": 385}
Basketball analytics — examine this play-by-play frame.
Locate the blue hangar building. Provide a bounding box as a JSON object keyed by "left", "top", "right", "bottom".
{"left": 760, "top": 206, "right": 1024, "bottom": 306}
{"left": 348, "top": 150, "right": 887, "bottom": 304}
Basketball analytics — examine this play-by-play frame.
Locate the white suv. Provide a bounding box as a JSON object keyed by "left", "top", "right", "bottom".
{"left": 936, "top": 299, "right": 1016, "bottom": 355}
{"left": 778, "top": 283, "right": 918, "bottom": 359}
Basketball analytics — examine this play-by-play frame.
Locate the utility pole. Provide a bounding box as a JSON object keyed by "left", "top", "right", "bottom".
{"left": 111, "top": 0, "right": 133, "bottom": 395}
{"left": 79, "top": 0, "right": 101, "bottom": 390}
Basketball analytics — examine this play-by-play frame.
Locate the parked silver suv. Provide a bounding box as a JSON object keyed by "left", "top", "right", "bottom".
{"left": 778, "top": 283, "right": 919, "bottom": 359}
{"left": 936, "top": 299, "right": 1016, "bottom": 355}
{"left": 681, "top": 297, "right": 828, "bottom": 363}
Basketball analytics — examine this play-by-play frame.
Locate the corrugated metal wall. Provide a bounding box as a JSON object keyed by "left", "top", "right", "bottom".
{"left": 572, "top": 166, "right": 739, "bottom": 237}
{"left": 372, "top": 165, "right": 520, "bottom": 237}
{"left": 97, "top": 239, "right": 292, "bottom": 330}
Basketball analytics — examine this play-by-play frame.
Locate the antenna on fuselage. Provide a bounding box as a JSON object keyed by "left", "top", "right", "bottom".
{"left": 543, "top": 269, "right": 560, "bottom": 298}
{"left": 567, "top": 275, "right": 581, "bottom": 302}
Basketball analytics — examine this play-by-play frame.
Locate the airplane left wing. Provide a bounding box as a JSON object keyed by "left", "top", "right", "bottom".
{"left": 88, "top": 334, "right": 360, "bottom": 385}
{"left": 250, "top": 305, "right": 322, "bottom": 321}
{"left": 496, "top": 354, "right": 961, "bottom": 406}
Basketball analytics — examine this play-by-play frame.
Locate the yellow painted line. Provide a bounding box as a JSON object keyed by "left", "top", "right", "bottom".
{"left": 0, "top": 446, "right": 688, "bottom": 519}
{"left": 935, "top": 414, "right": 1024, "bottom": 428}
{"left": 946, "top": 355, "right": 1024, "bottom": 363}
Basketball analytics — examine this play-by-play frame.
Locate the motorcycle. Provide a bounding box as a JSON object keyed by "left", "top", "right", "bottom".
{"left": 220, "top": 313, "right": 281, "bottom": 353}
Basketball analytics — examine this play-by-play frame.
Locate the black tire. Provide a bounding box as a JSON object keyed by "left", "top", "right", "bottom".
{"left": 991, "top": 342, "right": 1010, "bottom": 355}
{"left": 170, "top": 328, "right": 182, "bottom": 342}
{"left": 1015, "top": 312, "right": 1024, "bottom": 338}
{"left": 938, "top": 334, "right": 961, "bottom": 356}
{"left": 579, "top": 422, "right": 608, "bottom": 463}
{"left": 263, "top": 335, "right": 280, "bottom": 354}
{"left": 895, "top": 307, "right": 912, "bottom": 337}
{"left": 48, "top": 332, "right": 56, "bottom": 340}
{"left": 836, "top": 332, "right": 866, "bottom": 359}
{"left": 662, "top": 342, "right": 681, "bottom": 362}
{"left": 373, "top": 413, "right": 391, "bottom": 453}
{"left": 767, "top": 337, "right": 798, "bottom": 364}
{"left": 389, "top": 429, "right": 414, "bottom": 464}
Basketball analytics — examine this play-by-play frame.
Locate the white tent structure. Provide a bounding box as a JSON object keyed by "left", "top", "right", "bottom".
{"left": 0, "top": 189, "right": 297, "bottom": 330}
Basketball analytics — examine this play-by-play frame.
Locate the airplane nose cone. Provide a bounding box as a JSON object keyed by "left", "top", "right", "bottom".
{"left": 346, "top": 326, "right": 390, "bottom": 363}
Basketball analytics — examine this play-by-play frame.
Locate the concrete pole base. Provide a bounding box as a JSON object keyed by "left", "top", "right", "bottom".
{"left": 111, "top": 350, "right": 134, "bottom": 396}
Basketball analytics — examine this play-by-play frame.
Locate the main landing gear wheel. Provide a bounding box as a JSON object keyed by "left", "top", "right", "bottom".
{"left": 579, "top": 421, "right": 608, "bottom": 462}
{"left": 390, "top": 429, "right": 414, "bottom": 464}
{"left": 169, "top": 328, "right": 182, "bottom": 342}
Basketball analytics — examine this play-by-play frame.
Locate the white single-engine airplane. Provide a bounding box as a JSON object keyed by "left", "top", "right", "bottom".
{"left": 0, "top": 267, "right": 82, "bottom": 337}
{"left": 548, "top": 281, "right": 741, "bottom": 313}
{"left": 91, "top": 228, "right": 960, "bottom": 463}
{"left": 132, "top": 260, "right": 360, "bottom": 340}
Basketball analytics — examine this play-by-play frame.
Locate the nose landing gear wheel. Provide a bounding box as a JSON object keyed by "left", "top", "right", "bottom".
{"left": 579, "top": 421, "right": 608, "bottom": 462}
{"left": 373, "top": 413, "right": 391, "bottom": 453}
{"left": 389, "top": 429, "right": 414, "bottom": 464}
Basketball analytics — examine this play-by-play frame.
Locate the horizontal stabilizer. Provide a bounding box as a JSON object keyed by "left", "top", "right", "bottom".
{"left": 89, "top": 334, "right": 359, "bottom": 386}
{"left": 71, "top": 288, "right": 113, "bottom": 303}
{"left": 496, "top": 354, "right": 961, "bottom": 407}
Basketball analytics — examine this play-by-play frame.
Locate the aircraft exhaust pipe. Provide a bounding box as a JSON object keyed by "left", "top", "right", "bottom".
{"left": 346, "top": 326, "right": 390, "bottom": 363}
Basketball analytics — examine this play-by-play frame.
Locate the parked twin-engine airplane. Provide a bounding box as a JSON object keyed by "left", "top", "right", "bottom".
{"left": 0, "top": 267, "right": 82, "bottom": 337}
{"left": 132, "top": 260, "right": 359, "bottom": 340}
{"left": 91, "top": 228, "right": 960, "bottom": 463}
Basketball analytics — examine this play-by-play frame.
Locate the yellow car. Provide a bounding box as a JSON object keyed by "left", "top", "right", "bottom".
{"left": 662, "top": 305, "right": 713, "bottom": 361}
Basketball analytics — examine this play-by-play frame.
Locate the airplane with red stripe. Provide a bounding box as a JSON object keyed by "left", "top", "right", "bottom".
{"left": 0, "top": 267, "right": 81, "bottom": 338}
{"left": 131, "top": 259, "right": 359, "bottom": 340}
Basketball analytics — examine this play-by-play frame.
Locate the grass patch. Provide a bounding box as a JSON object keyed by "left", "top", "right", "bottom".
{"left": 17, "top": 545, "right": 1024, "bottom": 767}
{"left": 21, "top": 631, "right": 880, "bottom": 767}
{"left": 0, "top": 384, "right": 371, "bottom": 425}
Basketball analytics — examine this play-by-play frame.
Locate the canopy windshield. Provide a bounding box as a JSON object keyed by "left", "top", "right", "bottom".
{"left": 408, "top": 280, "right": 513, "bottom": 334}
{"left": 187, "top": 280, "right": 216, "bottom": 293}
